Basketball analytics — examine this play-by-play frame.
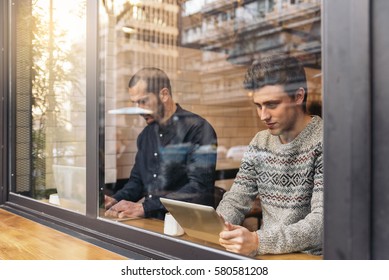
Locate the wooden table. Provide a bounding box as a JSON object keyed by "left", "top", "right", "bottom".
{"left": 0, "top": 209, "right": 127, "bottom": 260}
{"left": 0, "top": 204, "right": 320, "bottom": 260}
{"left": 117, "top": 217, "right": 322, "bottom": 260}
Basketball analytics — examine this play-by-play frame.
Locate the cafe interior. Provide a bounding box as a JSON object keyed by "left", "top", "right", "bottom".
{"left": 1, "top": 0, "right": 388, "bottom": 260}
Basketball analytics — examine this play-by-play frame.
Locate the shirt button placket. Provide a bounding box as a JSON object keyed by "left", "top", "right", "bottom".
{"left": 153, "top": 152, "right": 158, "bottom": 180}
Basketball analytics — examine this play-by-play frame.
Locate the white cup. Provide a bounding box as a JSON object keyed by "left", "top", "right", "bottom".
{"left": 164, "top": 212, "right": 184, "bottom": 236}
{"left": 49, "top": 193, "right": 60, "bottom": 205}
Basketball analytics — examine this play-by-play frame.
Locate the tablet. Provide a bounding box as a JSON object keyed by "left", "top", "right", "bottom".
{"left": 160, "top": 197, "right": 226, "bottom": 244}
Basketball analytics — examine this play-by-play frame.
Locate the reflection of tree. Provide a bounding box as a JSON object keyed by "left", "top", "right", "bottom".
{"left": 30, "top": 1, "right": 84, "bottom": 197}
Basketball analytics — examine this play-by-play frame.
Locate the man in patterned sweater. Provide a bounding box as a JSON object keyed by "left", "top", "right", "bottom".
{"left": 217, "top": 55, "right": 323, "bottom": 257}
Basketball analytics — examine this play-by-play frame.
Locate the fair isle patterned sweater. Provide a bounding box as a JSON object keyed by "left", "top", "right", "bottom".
{"left": 217, "top": 116, "right": 323, "bottom": 255}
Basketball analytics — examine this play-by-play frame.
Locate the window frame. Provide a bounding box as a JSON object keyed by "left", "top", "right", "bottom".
{"left": 322, "top": 0, "right": 371, "bottom": 259}
{"left": 0, "top": 0, "right": 7, "bottom": 206}
{"left": 322, "top": 0, "right": 389, "bottom": 259}
{"left": 2, "top": 0, "right": 389, "bottom": 260}
{"left": 371, "top": 0, "right": 389, "bottom": 259}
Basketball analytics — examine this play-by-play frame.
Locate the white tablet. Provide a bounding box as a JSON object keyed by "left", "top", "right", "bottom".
{"left": 160, "top": 197, "right": 226, "bottom": 244}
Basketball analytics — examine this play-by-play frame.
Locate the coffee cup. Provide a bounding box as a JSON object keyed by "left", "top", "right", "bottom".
{"left": 49, "top": 193, "right": 60, "bottom": 205}
{"left": 164, "top": 212, "right": 184, "bottom": 236}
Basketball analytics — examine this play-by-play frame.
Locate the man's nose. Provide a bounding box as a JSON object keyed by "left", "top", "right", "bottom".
{"left": 139, "top": 102, "right": 149, "bottom": 109}
{"left": 260, "top": 108, "right": 270, "bottom": 121}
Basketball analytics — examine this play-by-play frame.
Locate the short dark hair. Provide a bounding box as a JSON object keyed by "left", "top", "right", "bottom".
{"left": 128, "top": 67, "right": 172, "bottom": 96}
{"left": 244, "top": 55, "right": 308, "bottom": 112}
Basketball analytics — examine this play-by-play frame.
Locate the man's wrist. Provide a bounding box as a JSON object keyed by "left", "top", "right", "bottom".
{"left": 249, "top": 231, "right": 259, "bottom": 257}
{"left": 138, "top": 203, "right": 145, "bottom": 216}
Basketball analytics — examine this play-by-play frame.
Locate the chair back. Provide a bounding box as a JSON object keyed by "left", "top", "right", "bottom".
{"left": 214, "top": 186, "right": 226, "bottom": 208}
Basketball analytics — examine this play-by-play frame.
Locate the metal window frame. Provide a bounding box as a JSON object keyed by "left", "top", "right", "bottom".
{"left": 86, "top": 0, "right": 99, "bottom": 218}
{"left": 2, "top": 0, "right": 389, "bottom": 260}
{"left": 0, "top": 0, "right": 8, "bottom": 205}
{"left": 322, "top": 0, "right": 372, "bottom": 259}
{"left": 323, "top": 0, "right": 389, "bottom": 259}
{"left": 371, "top": 0, "right": 389, "bottom": 259}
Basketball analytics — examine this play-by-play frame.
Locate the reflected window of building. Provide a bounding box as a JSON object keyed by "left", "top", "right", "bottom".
{"left": 100, "top": 0, "right": 321, "bottom": 256}
{"left": 11, "top": 0, "right": 87, "bottom": 214}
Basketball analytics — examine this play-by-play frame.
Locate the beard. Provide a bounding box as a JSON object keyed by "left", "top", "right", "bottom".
{"left": 142, "top": 96, "right": 165, "bottom": 125}
{"left": 155, "top": 97, "right": 165, "bottom": 121}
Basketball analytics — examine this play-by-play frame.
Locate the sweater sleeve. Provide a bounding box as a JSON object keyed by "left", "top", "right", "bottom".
{"left": 216, "top": 143, "right": 260, "bottom": 224}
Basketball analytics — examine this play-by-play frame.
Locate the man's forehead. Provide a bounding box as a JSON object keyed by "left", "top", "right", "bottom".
{"left": 128, "top": 80, "right": 151, "bottom": 99}
{"left": 253, "top": 84, "right": 289, "bottom": 99}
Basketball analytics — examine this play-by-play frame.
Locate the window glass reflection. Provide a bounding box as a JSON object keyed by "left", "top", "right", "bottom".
{"left": 12, "top": 0, "right": 87, "bottom": 214}
{"left": 100, "top": 0, "right": 321, "bottom": 256}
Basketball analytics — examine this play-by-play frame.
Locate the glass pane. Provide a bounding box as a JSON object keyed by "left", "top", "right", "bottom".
{"left": 11, "top": 0, "right": 87, "bottom": 214}
{"left": 99, "top": 0, "right": 322, "bottom": 257}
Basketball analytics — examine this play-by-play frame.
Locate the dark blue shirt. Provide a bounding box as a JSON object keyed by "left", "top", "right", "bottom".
{"left": 113, "top": 104, "right": 217, "bottom": 219}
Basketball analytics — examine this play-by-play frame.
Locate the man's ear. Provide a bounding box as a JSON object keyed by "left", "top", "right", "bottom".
{"left": 294, "top": 87, "right": 305, "bottom": 105}
{"left": 159, "top": 88, "right": 170, "bottom": 102}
